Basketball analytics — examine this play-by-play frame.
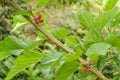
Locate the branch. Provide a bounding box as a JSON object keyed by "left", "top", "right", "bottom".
{"left": 9, "top": 0, "right": 108, "bottom": 80}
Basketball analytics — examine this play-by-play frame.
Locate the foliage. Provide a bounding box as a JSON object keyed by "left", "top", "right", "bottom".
{"left": 0, "top": 0, "right": 120, "bottom": 80}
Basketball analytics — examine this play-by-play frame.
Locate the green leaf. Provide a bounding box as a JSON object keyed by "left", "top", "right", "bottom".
{"left": 65, "top": 35, "right": 84, "bottom": 56}
{"left": 55, "top": 60, "right": 79, "bottom": 80}
{"left": 78, "top": 11, "right": 95, "bottom": 29}
{"left": 84, "top": 28, "right": 102, "bottom": 44}
{"left": 118, "top": 54, "right": 120, "bottom": 60}
{"left": 95, "top": 8, "right": 120, "bottom": 30}
{"left": 66, "top": 35, "right": 79, "bottom": 46}
{"left": 11, "top": 22, "right": 28, "bottom": 32}
{"left": 86, "top": 43, "right": 111, "bottom": 57}
{"left": 5, "top": 51, "right": 43, "bottom": 80}
{"left": 37, "top": 0, "right": 49, "bottom": 8}
{"left": 106, "top": 32, "right": 120, "bottom": 47}
{"left": 22, "top": 0, "right": 30, "bottom": 3}
{"left": 2, "top": 56, "right": 15, "bottom": 69}
{"left": 0, "top": 36, "right": 27, "bottom": 52}
{"left": 24, "top": 40, "right": 42, "bottom": 51}
{"left": 104, "top": 0, "right": 119, "bottom": 10}
{"left": 49, "top": 27, "right": 69, "bottom": 39}
{"left": 39, "top": 52, "right": 64, "bottom": 74}
{"left": 0, "top": 52, "right": 11, "bottom": 61}
{"left": 63, "top": 53, "right": 81, "bottom": 62}
{"left": 12, "top": 15, "right": 28, "bottom": 23}
{"left": 41, "top": 52, "right": 63, "bottom": 64}
{"left": 14, "top": 10, "right": 32, "bottom": 16}
{"left": 111, "top": 12, "right": 120, "bottom": 27}
{"left": 96, "top": 0, "right": 104, "bottom": 5}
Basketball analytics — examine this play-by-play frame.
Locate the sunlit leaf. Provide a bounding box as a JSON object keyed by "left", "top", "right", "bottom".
{"left": 86, "top": 43, "right": 111, "bottom": 57}
{"left": 104, "top": 0, "right": 119, "bottom": 10}
{"left": 5, "top": 51, "right": 43, "bottom": 80}
{"left": 66, "top": 35, "right": 79, "bottom": 46}
{"left": 37, "top": 0, "right": 49, "bottom": 8}
{"left": 63, "top": 52, "right": 81, "bottom": 62}
{"left": 0, "top": 36, "right": 27, "bottom": 52}
{"left": 95, "top": 8, "right": 119, "bottom": 30}
{"left": 0, "top": 52, "right": 11, "bottom": 61}
{"left": 49, "top": 27, "right": 69, "bottom": 39}
{"left": 12, "top": 15, "right": 28, "bottom": 23}
{"left": 78, "top": 11, "right": 95, "bottom": 29}
{"left": 84, "top": 28, "right": 102, "bottom": 44}
{"left": 11, "top": 22, "right": 28, "bottom": 32}
{"left": 22, "top": 0, "right": 30, "bottom": 3}
{"left": 111, "top": 12, "right": 120, "bottom": 27}
{"left": 55, "top": 60, "right": 79, "bottom": 80}
{"left": 106, "top": 32, "right": 120, "bottom": 47}
{"left": 14, "top": 10, "right": 32, "bottom": 16}
{"left": 24, "top": 40, "right": 42, "bottom": 51}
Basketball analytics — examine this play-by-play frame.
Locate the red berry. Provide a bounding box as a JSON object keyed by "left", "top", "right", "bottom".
{"left": 39, "top": 19, "right": 44, "bottom": 23}
{"left": 81, "top": 68, "right": 90, "bottom": 73}
{"left": 88, "top": 62, "right": 94, "bottom": 66}
{"left": 81, "top": 68, "right": 86, "bottom": 73}
{"left": 37, "top": 15, "right": 42, "bottom": 19}
{"left": 34, "top": 15, "right": 41, "bottom": 20}
{"left": 34, "top": 14, "right": 43, "bottom": 24}
{"left": 35, "top": 19, "right": 44, "bottom": 24}
{"left": 85, "top": 68, "right": 90, "bottom": 73}
{"left": 35, "top": 19, "right": 40, "bottom": 24}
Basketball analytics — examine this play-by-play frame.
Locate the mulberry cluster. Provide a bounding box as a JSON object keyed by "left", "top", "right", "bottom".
{"left": 34, "top": 13, "right": 44, "bottom": 24}
{"left": 81, "top": 62, "right": 94, "bottom": 73}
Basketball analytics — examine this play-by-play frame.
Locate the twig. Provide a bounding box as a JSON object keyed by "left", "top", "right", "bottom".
{"left": 8, "top": 0, "right": 108, "bottom": 80}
